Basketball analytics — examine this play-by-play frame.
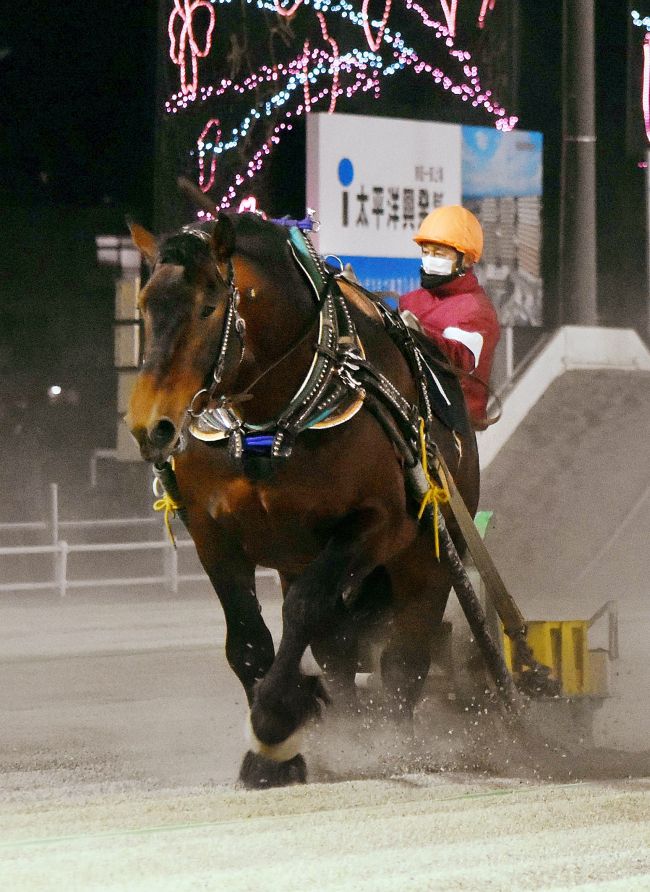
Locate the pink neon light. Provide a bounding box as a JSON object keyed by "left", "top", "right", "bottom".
{"left": 301, "top": 42, "right": 312, "bottom": 113}
{"left": 439, "top": 0, "right": 458, "bottom": 37}
{"left": 238, "top": 196, "right": 259, "bottom": 213}
{"left": 641, "top": 32, "right": 650, "bottom": 142}
{"left": 303, "top": 13, "right": 340, "bottom": 113}
{"left": 362, "top": 0, "right": 393, "bottom": 52}
{"left": 319, "top": 13, "right": 340, "bottom": 113}
{"left": 477, "top": 0, "right": 495, "bottom": 29}
{"left": 197, "top": 118, "right": 221, "bottom": 192}
{"left": 274, "top": 0, "right": 304, "bottom": 17}
{"left": 169, "top": 0, "right": 215, "bottom": 95}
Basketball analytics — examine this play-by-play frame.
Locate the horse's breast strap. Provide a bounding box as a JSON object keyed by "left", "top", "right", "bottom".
{"left": 189, "top": 278, "right": 364, "bottom": 455}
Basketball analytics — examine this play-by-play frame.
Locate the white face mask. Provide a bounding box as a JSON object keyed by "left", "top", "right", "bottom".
{"left": 422, "top": 254, "right": 454, "bottom": 276}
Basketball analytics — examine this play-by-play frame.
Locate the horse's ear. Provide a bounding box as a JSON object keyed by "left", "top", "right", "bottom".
{"left": 128, "top": 221, "right": 157, "bottom": 265}
{"left": 211, "top": 212, "right": 236, "bottom": 263}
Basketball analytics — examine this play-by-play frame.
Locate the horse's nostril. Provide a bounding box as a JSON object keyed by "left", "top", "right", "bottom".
{"left": 149, "top": 418, "right": 177, "bottom": 449}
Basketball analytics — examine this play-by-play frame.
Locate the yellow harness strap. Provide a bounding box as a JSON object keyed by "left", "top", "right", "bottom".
{"left": 417, "top": 417, "right": 450, "bottom": 560}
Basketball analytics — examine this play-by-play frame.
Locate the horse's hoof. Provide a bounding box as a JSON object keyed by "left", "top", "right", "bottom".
{"left": 238, "top": 750, "right": 307, "bottom": 789}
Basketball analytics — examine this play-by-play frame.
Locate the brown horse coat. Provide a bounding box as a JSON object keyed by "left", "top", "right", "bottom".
{"left": 127, "top": 213, "right": 479, "bottom": 787}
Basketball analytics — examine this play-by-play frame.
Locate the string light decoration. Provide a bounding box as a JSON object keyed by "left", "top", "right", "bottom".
{"left": 168, "top": 0, "right": 216, "bottom": 96}
{"left": 159, "top": 0, "right": 517, "bottom": 212}
{"left": 197, "top": 118, "right": 221, "bottom": 191}
{"left": 361, "top": 0, "right": 393, "bottom": 50}
{"left": 438, "top": 0, "right": 458, "bottom": 37}
{"left": 237, "top": 196, "right": 262, "bottom": 212}
{"left": 631, "top": 9, "right": 650, "bottom": 29}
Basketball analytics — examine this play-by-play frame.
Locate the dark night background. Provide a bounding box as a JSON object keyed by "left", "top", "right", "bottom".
{"left": 0, "top": 1, "right": 646, "bottom": 516}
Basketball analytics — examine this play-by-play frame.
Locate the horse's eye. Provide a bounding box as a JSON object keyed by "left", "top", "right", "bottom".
{"left": 200, "top": 305, "right": 216, "bottom": 319}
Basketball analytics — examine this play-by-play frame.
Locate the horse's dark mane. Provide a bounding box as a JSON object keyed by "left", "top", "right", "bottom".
{"left": 227, "top": 212, "right": 292, "bottom": 267}
{"left": 158, "top": 228, "right": 214, "bottom": 270}
{"left": 158, "top": 213, "right": 290, "bottom": 273}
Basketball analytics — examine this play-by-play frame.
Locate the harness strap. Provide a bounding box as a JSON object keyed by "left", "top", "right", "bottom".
{"left": 287, "top": 227, "right": 329, "bottom": 305}
{"left": 334, "top": 278, "right": 454, "bottom": 433}
{"left": 374, "top": 300, "right": 435, "bottom": 428}
{"left": 432, "top": 449, "right": 527, "bottom": 639}
{"left": 152, "top": 460, "right": 190, "bottom": 547}
{"left": 412, "top": 345, "right": 503, "bottom": 430}
{"left": 353, "top": 362, "right": 420, "bottom": 462}
{"left": 271, "top": 282, "right": 340, "bottom": 457}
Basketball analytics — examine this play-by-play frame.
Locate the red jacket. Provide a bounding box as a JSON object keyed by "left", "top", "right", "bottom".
{"left": 400, "top": 271, "right": 500, "bottom": 430}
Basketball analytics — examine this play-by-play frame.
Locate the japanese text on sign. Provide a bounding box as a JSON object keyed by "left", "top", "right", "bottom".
{"left": 343, "top": 182, "right": 446, "bottom": 229}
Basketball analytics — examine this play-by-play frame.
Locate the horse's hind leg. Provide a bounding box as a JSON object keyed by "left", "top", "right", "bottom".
{"left": 310, "top": 567, "right": 392, "bottom": 712}
{"left": 381, "top": 542, "right": 453, "bottom": 723}
{"left": 309, "top": 603, "right": 361, "bottom": 712}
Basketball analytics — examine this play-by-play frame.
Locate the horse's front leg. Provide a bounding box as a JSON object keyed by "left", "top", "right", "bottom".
{"left": 240, "top": 509, "right": 409, "bottom": 788}
{"left": 192, "top": 525, "right": 275, "bottom": 708}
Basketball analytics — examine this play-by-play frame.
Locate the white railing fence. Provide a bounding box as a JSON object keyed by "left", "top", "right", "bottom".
{"left": 0, "top": 483, "right": 279, "bottom": 597}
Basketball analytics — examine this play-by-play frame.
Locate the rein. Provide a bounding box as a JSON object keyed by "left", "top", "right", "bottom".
{"left": 417, "top": 349, "right": 503, "bottom": 430}
{"left": 224, "top": 305, "right": 322, "bottom": 409}
{"left": 182, "top": 235, "right": 247, "bottom": 417}
{"left": 185, "top": 227, "right": 365, "bottom": 459}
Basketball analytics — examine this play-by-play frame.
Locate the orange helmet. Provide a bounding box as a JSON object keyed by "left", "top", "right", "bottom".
{"left": 414, "top": 205, "right": 483, "bottom": 264}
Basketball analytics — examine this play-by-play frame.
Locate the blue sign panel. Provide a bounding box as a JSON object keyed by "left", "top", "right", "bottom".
{"left": 335, "top": 255, "right": 421, "bottom": 308}
{"left": 462, "top": 127, "right": 543, "bottom": 199}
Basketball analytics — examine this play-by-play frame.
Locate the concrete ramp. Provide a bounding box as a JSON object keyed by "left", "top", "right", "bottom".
{"left": 477, "top": 325, "right": 650, "bottom": 469}
{"left": 479, "top": 368, "right": 650, "bottom": 751}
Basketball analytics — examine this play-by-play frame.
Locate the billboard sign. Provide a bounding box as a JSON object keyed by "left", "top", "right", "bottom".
{"left": 307, "top": 113, "right": 461, "bottom": 296}
{"left": 307, "top": 112, "right": 543, "bottom": 325}
{"left": 461, "top": 126, "right": 544, "bottom": 325}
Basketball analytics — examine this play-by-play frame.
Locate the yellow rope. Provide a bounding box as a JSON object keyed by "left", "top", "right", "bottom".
{"left": 153, "top": 492, "right": 181, "bottom": 548}
{"left": 417, "top": 417, "right": 450, "bottom": 560}
{"left": 152, "top": 460, "right": 182, "bottom": 548}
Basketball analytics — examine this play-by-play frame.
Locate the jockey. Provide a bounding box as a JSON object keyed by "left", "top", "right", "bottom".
{"left": 399, "top": 205, "right": 500, "bottom": 431}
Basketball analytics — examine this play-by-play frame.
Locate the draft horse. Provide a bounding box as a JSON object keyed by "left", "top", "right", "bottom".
{"left": 127, "top": 212, "right": 480, "bottom": 788}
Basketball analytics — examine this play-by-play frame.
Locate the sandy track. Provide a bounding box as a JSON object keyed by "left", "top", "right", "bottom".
{"left": 1, "top": 776, "right": 649, "bottom": 891}
{"left": 1, "top": 588, "right": 649, "bottom": 889}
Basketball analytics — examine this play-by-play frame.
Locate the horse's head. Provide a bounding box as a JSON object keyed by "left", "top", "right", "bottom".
{"left": 126, "top": 214, "right": 243, "bottom": 462}
{"left": 127, "top": 212, "right": 316, "bottom": 463}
